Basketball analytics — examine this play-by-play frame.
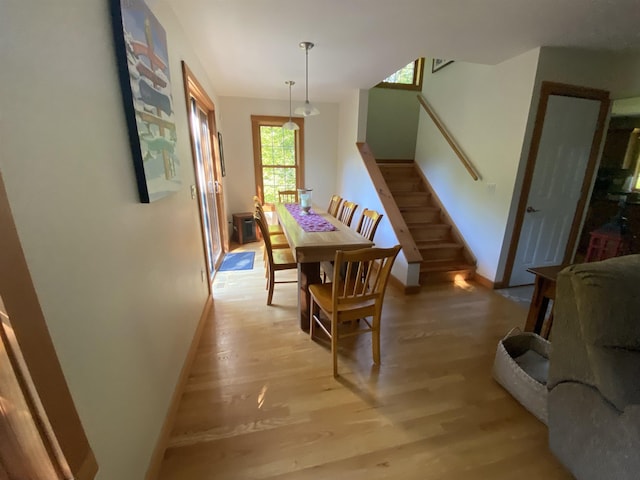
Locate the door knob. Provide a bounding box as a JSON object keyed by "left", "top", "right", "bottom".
{"left": 526, "top": 206, "right": 540, "bottom": 213}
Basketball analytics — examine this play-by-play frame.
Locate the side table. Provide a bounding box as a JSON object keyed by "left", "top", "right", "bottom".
{"left": 524, "top": 265, "right": 565, "bottom": 339}
{"left": 232, "top": 212, "right": 257, "bottom": 244}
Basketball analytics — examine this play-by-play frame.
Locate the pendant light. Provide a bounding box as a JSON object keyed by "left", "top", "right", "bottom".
{"left": 282, "top": 80, "right": 299, "bottom": 130}
{"left": 294, "top": 41, "right": 320, "bottom": 117}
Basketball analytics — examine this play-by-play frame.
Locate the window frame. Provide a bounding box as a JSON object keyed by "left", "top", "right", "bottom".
{"left": 375, "top": 57, "right": 425, "bottom": 91}
{"left": 251, "top": 115, "right": 305, "bottom": 207}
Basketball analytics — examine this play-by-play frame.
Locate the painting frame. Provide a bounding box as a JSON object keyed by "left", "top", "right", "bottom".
{"left": 109, "top": 0, "right": 181, "bottom": 203}
{"left": 432, "top": 58, "right": 454, "bottom": 73}
{"left": 217, "top": 132, "right": 226, "bottom": 177}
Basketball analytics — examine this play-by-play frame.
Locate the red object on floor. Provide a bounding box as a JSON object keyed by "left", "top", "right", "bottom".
{"left": 585, "top": 229, "right": 626, "bottom": 262}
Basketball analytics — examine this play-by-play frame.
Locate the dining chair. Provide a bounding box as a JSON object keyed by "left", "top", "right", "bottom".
{"left": 254, "top": 210, "right": 297, "bottom": 305}
{"left": 337, "top": 200, "right": 358, "bottom": 227}
{"left": 356, "top": 208, "right": 384, "bottom": 241}
{"left": 309, "top": 245, "right": 401, "bottom": 377}
{"left": 278, "top": 190, "right": 299, "bottom": 204}
{"left": 254, "top": 201, "right": 289, "bottom": 249}
{"left": 327, "top": 194, "right": 343, "bottom": 217}
{"left": 253, "top": 196, "right": 283, "bottom": 235}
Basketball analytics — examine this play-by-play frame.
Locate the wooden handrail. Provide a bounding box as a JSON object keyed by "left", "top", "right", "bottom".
{"left": 417, "top": 93, "right": 480, "bottom": 181}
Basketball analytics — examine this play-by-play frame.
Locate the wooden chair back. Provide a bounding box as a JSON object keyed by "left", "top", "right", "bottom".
{"left": 331, "top": 246, "right": 400, "bottom": 318}
{"left": 278, "top": 190, "right": 298, "bottom": 204}
{"left": 356, "top": 208, "right": 383, "bottom": 241}
{"left": 337, "top": 201, "right": 358, "bottom": 227}
{"left": 309, "top": 245, "right": 401, "bottom": 376}
{"left": 254, "top": 209, "right": 273, "bottom": 262}
{"left": 327, "top": 195, "right": 342, "bottom": 217}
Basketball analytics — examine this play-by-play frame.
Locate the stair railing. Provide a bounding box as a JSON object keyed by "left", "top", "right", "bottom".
{"left": 417, "top": 93, "right": 480, "bottom": 181}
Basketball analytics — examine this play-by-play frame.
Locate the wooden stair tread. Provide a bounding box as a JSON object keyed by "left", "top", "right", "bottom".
{"left": 399, "top": 206, "right": 439, "bottom": 212}
{"left": 416, "top": 241, "right": 462, "bottom": 249}
{"left": 420, "top": 260, "right": 476, "bottom": 272}
{"left": 374, "top": 157, "right": 477, "bottom": 286}
{"left": 407, "top": 222, "right": 450, "bottom": 229}
{"left": 376, "top": 159, "right": 414, "bottom": 164}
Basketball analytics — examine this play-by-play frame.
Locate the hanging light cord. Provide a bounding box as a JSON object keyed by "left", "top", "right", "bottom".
{"left": 289, "top": 81, "right": 294, "bottom": 119}
{"left": 304, "top": 47, "right": 309, "bottom": 103}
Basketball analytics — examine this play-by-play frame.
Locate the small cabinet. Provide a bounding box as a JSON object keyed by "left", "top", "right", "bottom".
{"left": 232, "top": 212, "right": 256, "bottom": 244}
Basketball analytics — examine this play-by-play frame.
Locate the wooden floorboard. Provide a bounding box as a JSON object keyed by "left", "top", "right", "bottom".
{"left": 157, "top": 242, "right": 572, "bottom": 480}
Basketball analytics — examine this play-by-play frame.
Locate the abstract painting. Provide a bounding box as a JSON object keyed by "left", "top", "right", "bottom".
{"left": 110, "top": 0, "right": 181, "bottom": 202}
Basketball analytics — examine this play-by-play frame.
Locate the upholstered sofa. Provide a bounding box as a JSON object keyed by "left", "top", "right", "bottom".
{"left": 547, "top": 255, "right": 640, "bottom": 480}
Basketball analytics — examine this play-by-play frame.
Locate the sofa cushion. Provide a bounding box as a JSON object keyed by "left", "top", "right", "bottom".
{"left": 549, "top": 382, "right": 640, "bottom": 480}
{"left": 549, "top": 255, "right": 640, "bottom": 411}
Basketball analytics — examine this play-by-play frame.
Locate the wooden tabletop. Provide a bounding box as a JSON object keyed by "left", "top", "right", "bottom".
{"left": 526, "top": 264, "right": 566, "bottom": 282}
{"left": 275, "top": 203, "right": 373, "bottom": 263}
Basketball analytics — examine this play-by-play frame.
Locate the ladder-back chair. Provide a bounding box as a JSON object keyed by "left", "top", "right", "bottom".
{"left": 356, "top": 208, "right": 383, "bottom": 241}
{"left": 278, "top": 190, "right": 299, "bottom": 204}
{"left": 337, "top": 200, "right": 358, "bottom": 227}
{"left": 327, "top": 195, "right": 343, "bottom": 217}
{"left": 254, "top": 210, "right": 297, "bottom": 305}
{"left": 253, "top": 196, "right": 283, "bottom": 235}
{"left": 309, "top": 245, "right": 401, "bottom": 377}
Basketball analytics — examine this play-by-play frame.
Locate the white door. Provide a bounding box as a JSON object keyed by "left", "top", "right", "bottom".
{"left": 510, "top": 95, "right": 601, "bottom": 286}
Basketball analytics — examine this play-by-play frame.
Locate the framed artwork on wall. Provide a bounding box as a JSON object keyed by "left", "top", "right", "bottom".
{"left": 218, "top": 132, "right": 226, "bottom": 177}
{"left": 432, "top": 58, "right": 454, "bottom": 73}
{"left": 109, "top": 0, "right": 181, "bottom": 203}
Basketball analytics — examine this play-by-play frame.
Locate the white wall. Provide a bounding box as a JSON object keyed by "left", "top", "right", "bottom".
{"left": 0, "top": 1, "right": 215, "bottom": 478}
{"left": 366, "top": 87, "right": 420, "bottom": 159}
{"left": 414, "top": 49, "right": 540, "bottom": 281}
{"left": 218, "top": 96, "right": 339, "bottom": 226}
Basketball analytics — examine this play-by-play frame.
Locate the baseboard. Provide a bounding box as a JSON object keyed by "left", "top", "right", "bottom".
{"left": 473, "top": 273, "right": 495, "bottom": 289}
{"left": 388, "top": 272, "right": 420, "bottom": 295}
{"left": 145, "top": 295, "right": 213, "bottom": 480}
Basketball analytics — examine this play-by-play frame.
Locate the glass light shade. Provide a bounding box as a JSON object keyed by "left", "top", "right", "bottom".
{"left": 298, "top": 188, "right": 313, "bottom": 214}
{"left": 294, "top": 101, "right": 320, "bottom": 117}
{"left": 282, "top": 120, "right": 300, "bottom": 131}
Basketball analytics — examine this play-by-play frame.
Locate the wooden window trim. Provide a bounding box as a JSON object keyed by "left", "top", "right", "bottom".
{"left": 251, "top": 115, "right": 305, "bottom": 206}
{"left": 376, "top": 58, "right": 424, "bottom": 91}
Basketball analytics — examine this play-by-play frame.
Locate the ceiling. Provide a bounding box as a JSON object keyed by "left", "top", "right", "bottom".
{"left": 165, "top": 0, "right": 640, "bottom": 103}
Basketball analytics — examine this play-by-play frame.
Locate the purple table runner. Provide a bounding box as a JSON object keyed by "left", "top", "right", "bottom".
{"left": 285, "top": 203, "right": 337, "bottom": 232}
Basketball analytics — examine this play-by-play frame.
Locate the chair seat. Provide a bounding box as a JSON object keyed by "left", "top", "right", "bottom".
{"left": 268, "top": 224, "right": 284, "bottom": 234}
{"left": 269, "top": 233, "right": 290, "bottom": 249}
{"left": 309, "top": 282, "right": 375, "bottom": 318}
{"left": 272, "top": 248, "right": 297, "bottom": 269}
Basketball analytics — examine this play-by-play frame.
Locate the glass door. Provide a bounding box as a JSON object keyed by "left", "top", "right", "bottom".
{"left": 190, "top": 98, "right": 222, "bottom": 283}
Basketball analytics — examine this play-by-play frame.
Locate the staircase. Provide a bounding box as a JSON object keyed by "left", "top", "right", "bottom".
{"left": 377, "top": 160, "right": 476, "bottom": 284}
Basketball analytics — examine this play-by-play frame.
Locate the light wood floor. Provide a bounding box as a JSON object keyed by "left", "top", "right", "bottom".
{"left": 157, "top": 242, "right": 572, "bottom": 480}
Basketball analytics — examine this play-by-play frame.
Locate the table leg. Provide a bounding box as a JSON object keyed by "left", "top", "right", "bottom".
{"left": 298, "top": 262, "right": 321, "bottom": 331}
{"left": 524, "top": 277, "right": 550, "bottom": 334}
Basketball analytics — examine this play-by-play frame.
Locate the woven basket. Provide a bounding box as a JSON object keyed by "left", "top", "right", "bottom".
{"left": 492, "top": 327, "right": 551, "bottom": 425}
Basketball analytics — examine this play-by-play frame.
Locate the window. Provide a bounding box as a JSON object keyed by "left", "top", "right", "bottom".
{"left": 625, "top": 128, "right": 640, "bottom": 190}
{"left": 376, "top": 58, "right": 424, "bottom": 91}
{"left": 251, "top": 116, "right": 304, "bottom": 205}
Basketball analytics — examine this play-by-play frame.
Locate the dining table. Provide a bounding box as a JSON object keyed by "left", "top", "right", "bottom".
{"left": 275, "top": 202, "right": 374, "bottom": 330}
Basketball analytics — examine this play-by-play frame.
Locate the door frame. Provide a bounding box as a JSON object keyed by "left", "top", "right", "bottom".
{"left": 182, "top": 62, "right": 229, "bottom": 286}
{"left": 500, "top": 81, "right": 610, "bottom": 287}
